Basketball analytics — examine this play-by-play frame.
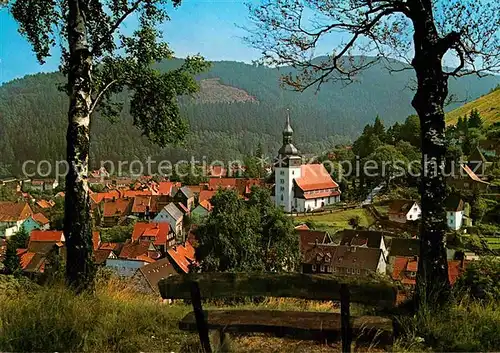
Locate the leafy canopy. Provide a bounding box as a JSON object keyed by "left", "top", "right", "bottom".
{"left": 10, "top": 0, "right": 210, "bottom": 146}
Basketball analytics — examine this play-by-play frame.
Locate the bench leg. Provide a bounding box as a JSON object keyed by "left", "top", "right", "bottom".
{"left": 340, "top": 283, "right": 352, "bottom": 353}
{"left": 190, "top": 281, "right": 212, "bottom": 353}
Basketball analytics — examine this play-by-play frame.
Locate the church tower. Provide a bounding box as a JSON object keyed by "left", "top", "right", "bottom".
{"left": 274, "top": 110, "right": 302, "bottom": 212}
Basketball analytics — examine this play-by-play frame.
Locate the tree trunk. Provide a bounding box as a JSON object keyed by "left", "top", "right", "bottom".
{"left": 64, "top": 0, "right": 95, "bottom": 292}
{"left": 410, "top": 0, "right": 451, "bottom": 306}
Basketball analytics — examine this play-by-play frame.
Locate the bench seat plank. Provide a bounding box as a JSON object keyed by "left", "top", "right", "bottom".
{"left": 179, "top": 310, "right": 393, "bottom": 345}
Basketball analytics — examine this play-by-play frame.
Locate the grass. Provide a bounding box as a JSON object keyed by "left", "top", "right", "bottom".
{"left": 394, "top": 297, "right": 500, "bottom": 352}
{"left": 294, "top": 208, "right": 375, "bottom": 233}
{"left": 484, "top": 237, "right": 500, "bottom": 249}
{"left": 446, "top": 89, "right": 500, "bottom": 125}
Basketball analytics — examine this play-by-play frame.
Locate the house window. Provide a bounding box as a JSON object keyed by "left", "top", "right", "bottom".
{"left": 320, "top": 265, "right": 325, "bottom": 272}
{"left": 325, "top": 265, "right": 331, "bottom": 273}
{"left": 315, "top": 199, "right": 317, "bottom": 207}
{"left": 292, "top": 171, "right": 295, "bottom": 175}
{"left": 312, "top": 264, "right": 317, "bottom": 272}
{"left": 346, "top": 268, "right": 350, "bottom": 274}
{"left": 332, "top": 267, "right": 336, "bottom": 273}
{"left": 356, "top": 269, "right": 361, "bottom": 274}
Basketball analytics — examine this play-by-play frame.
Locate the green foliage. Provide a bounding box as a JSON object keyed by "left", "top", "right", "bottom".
{"left": 100, "top": 224, "right": 135, "bottom": 243}
{"left": 456, "top": 257, "right": 500, "bottom": 301}
{"left": 0, "top": 186, "right": 18, "bottom": 202}
{"left": 3, "top": 227, "right": 29, "bottom": 276}
{"left": 194, "top": 187, "right": 300, "bottom": 272}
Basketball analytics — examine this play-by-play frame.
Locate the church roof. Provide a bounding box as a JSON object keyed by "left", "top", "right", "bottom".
{"left": 294, "top": 164, "right": 339, "bottom": 191}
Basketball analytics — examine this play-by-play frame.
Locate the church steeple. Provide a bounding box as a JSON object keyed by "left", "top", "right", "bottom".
{"left": 278, "top": 109, "right": 299, "bottom": 157}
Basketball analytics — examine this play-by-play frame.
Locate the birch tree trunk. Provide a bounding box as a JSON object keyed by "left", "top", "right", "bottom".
{"left": 411, "top": 0, "right": 451, "bottom": 305}
{"left": 64, "top": 0, "right": 95, "bottom": 291}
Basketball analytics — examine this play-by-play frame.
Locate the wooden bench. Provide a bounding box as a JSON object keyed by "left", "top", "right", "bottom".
{"left": 158, "top": 273, "right": 397, "bottom": 353}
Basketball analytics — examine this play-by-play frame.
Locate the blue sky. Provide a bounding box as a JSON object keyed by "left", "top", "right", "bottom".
{"left": 0, "top": 0, "right": 273, "bottom": 84}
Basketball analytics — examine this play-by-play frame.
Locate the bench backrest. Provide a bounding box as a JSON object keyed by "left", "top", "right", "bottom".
{"left": 159, "top": 272, "right": 397, "bottom": 308}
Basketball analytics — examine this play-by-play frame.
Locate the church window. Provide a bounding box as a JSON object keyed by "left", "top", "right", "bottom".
{"left": 315, "top": 199, "right": 317, "bottom": 207}
{"left": 280, "top": 170, "right": 285, "bottom": 175}
{"left": 280, "top": 186, "right": 285, "bottom": 191}
{"left": 292, "top": 171, "right": 294, "bottom": 175}
{"left": 280, "top": 179, "right": 285, "bottom": 184}
{"left": 280, "top": 194, "right": 284, "bottom": 201}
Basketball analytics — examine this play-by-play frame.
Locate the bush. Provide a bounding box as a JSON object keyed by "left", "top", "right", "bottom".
{"left": 455, "top": 256, "right": 500, "bottom": 302}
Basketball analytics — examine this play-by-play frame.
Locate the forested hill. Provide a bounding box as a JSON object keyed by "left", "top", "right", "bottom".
{"left": 1, "top": 57, "right": 499, "bottom": 176}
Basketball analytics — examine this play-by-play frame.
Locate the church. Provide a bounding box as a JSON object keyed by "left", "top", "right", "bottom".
{"left": 274, "top": 114, "right": 341, "bottom": 213}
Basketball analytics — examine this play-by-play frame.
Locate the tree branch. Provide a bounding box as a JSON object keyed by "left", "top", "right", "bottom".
{"left": 92, "top": 0, "right": 144, "bottom": 55}
{"left": 90, "top": 79, "right": 117, "bottom": 114}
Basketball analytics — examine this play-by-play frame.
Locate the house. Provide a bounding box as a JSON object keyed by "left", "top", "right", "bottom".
{"left": 447, "top": 164, "right": 490, "bottom": 192}
{"left": 302, "top": 244, "right": 386, "bottom": 276}
{"left": 19, "top": 230, "right": 66, "bottom": 274}
{"left": 273, "top": 114, "right": 341, "bottom": 213}
{"left": 90, "top": 167, "right": 110, "bottom": 179}
{"left": 296, "top": 229, "right": 334, "bottom": 254}
{"left": 192, "top": 200, "right": 213, "bottom": 219}
{"left": 388, "top": 200, "right": 421, "bottom": 223}
{"left": 29, "top": 230, "right": 65, "bottom": 244}
{"left": 198, "top": 190, "right": 217, "bottom": 203}
{"left": 94, "top": 249, "right": 117, "bottom": 266}
{"left": 132, "top": 258, "right": 177, "bottom": 294}
{"left": 174, "top": 186, "right": 195, "bottom": 210}
{"left": 102, "top": 198, "right": 133, "bottom": 227}
{"left": 445, "top": 195, "right": 468, "bottom": 231}
{"left": 132, "top": 222, "right": 175, "bottom": 253}
{"left": 153, "top": 203, "right": 184, "bottom": 238}
{"left": 28, "top": 179, "right": 45, "bottom": 192}
{"left": 22, "top": 213, "right": 50, "bottom": 233}
{"left": 208, "top": 165, "right": 227, "bottom": 178}
{"left": 392, "top": 256, "right": 468, "bottom": 302}
{"left": 337, "top": 229, "right": 389, "bottom": 259}
{"left": 43, "top": 179, "right": 59, "bottom": 191}
{"left": 0, "top": 201, "right": 33, "bottom": 238}
{"left": 107, "top": 240, "right": 160, "bottom": 276}
{"left": 468, "top": 146, "right": 492, "bottom": 177}
{"left": 132, "top": 195, "right": 159, "bottom": 219}
{"left": 166, "top": 241, "right": 196, "bottom": 274}
{"left": 92, "top": 231, "right": 101, "bottom": 251}
{"left": 294, "top": 223, "right": 310, "bottom": 230}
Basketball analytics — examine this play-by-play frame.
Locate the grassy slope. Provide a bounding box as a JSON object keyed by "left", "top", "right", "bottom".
{"left": 294, "top": 208, "right": 375, "bottom": 233}
{"left": 446, "top": 89, "right": 500, "bottom": 125}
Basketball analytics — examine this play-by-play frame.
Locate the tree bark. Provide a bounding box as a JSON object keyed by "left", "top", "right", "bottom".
{"left": 64, "top": 0, "right": 95, "bottom": 291}
{"left": 410, "top": 0, "right": 451, "bottom": 306}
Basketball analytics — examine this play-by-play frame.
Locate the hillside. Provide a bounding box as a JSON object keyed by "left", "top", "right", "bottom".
{"left": 0, "top": 57, "right": 499, "bottom": 176}
{"left": 446, "top": 88, "right": 500, "bottom": 125}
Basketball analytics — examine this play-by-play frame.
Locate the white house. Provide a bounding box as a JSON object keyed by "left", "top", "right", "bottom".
{"left": 274, "top": 113, "right": 341, "bottom": 213}
{"left": 388, "top": 200, "right": 421, "bottom": 223}
{"left": 153, "top": 203, "right": 184, "bottom": 238}
{"left": 0, "top": 202, "right": 33, "bottom": 238}
{"left": 445, "top": 195, "right": 470, "bottom": 231}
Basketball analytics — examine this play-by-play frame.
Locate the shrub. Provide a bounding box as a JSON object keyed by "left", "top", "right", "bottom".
{"left": 455, "top": 256, "right": 500, "bottom": 302}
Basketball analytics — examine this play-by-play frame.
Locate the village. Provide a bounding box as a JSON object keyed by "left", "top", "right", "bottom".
{"left": 1, "top": 115, "right": 498, "bottom": 305}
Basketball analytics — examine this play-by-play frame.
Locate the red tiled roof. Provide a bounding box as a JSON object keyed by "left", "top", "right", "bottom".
{"left": 199, "top": 190, "right": 217, "bottom": 203}
{"left": 36, "top": 200, "right": 53, "bottom": 209}
{"left": 167, "top": 242, "right": 196, "bottom": 274}
{"left": 208, "top": 178, "right": 237, "bottom": 190}
{"left": 92, "top": 231, "right": 101, "bottom": 251}
{"left": 132, "top": 222, "right": 172, "bottom": 248}
{"left": 90, "top": 190, "right": 122, "bottom": 204}
{"left": 19, "top": 251, "right": 36, "bottom": 270}
{"left": 132, "top": 195, "right": 152, "bottom": 213}
{"left": 30, "top": 230, "right": 64, "bottom": 242}
{"left": 208, "top": 165, "right": 227, "bottom": 177}
{"left": 198, "top": 199, "right": 213, "bottom": 212}
{"left": 389, "top": 200, "right": 418, "bottom": 215}
{"left": 99, "top": 242, "right": 120, "bottom": 251}
{"left": 94, "top": 249, "right": 113, "bottom": 265}
{"left": 103, "top": 198, "right": 132, "bottom": 217}
{"left": 32, "top": 213, "right": 50, "bottom": 225}
{"left": 119, "top": 240, "right": 160, "bottom": 260}
{"left": 158, "top": 181, "right": 174, "bottom": 195}
{"left": 0, "top": 202, "right": 32, "bottom": 222}
{"left": 186, "top": 185, "right": 205, "bottom": 194}
{"left": 123, "top": 189, "right": 152, "bottom": 198}
{"left": 295, "top": 164, "right": 338, "bottom": 192}
{"left": 297, "top": 229, "right": 333, "bottom": 253}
